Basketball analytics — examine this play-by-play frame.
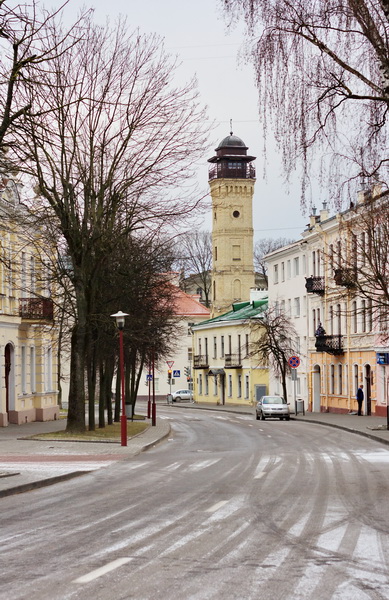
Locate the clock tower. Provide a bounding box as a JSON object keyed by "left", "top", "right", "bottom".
{"left": 208, "top": 132, "right": 256, "bottom": 317}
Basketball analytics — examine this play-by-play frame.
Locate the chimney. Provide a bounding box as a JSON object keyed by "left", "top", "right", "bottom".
{"left": 320, "top": 202, "right": 329, "bottom": 221}
{"left": 310, "top": 207, "right": 320, "bottom": 228}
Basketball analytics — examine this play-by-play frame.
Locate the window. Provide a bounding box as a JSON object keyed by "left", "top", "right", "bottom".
{"left": 232, "top": 245, "right": 241, "bottom": 261}
{"left": 199, "top": 374, "right": 203, "bottom": 394}
{"left": 312, "top": 309, "right": 317, "bottom": 334}
{"left": 205, "top": 375, "right": 209, "bottom": 395}
{"left": 214, "top": 376, "right": 218, "bottom": 396}
{"left": 287, "top": 260, "right": 291, "bottom": 279}
{"left": 30, "top": 256, "right": 36, "bottom": 294}
{"left": 329, "top": 305, "right": 334, "bottom": 335}
{"left": 294, "top": 297, "right": 300, "bottom": 317}
{"left": 45, "top": 347, "right": 52, "bottom": 392}
{"left": 228, "top": 335, "right": 232, "bottom": 354}
{"left": 274, "top": 264, "right": 279, "bottom": 284}
{"left": 21, "top": 346, "right": 26, "bottom": 394}
{"left": 337, "top": 304, "right": 342, "bottom": 335}
{"left": 287, "top": 299, "right": 292, "bottom": 316}
{"left": 329, "top": 244, "right": 334, "bottom": 271}
{"left": 238, "top": 334, "right": 241, "bottom": 361}
{"left": 221, "top": 336, "right": 225, "bottom": 358}
{"left": 330, "top": 364, "right": 335, "bottom": 394}
{"left": 245, "top": 375, "right": 249, "bottom": 399}
{"left": 228, "top": 374, "right": 232, "bottom": 397}
{"left": 337, "top": 240, "right": 342, "bottom": 268}
{"left": 367, "top": 299, "right": 372, "bottom": 332}
{"left": 317, "top": 249, "right": 321, "bottom": 276}
{"left": 338, "top": 364, "right": 343, "bottom": 395}
{"left": 354, "top": 365, "right": 359, "bottom": 396}
{"left": 238, "top": 375, "right": 242, "bottom": 398}
{"left": 214, "top": 246, "right": 218, "bottom": 261}
{"left": 294, "top": 257, "right": 300, "bottom": 276}
{"left": 205, "top": 337, "right": 208, "bottom": 359}
{"left": 213, "top": 337, "right": 217, "bottom": 359}
{"left": 361, "top": 300, "right": 366, "bottom": 333}
{"left": 352, "top": 301, "right": 357, "bottom": 333}
{"left": 281, "top": 262, "right": 285, "bottom": 281}
{"left": 312, "top": 251, "right": 316, "bottom": 276}
{"left": 245, "top": 334, "right": 249, "bottom": 357}
{"left": 30, "top": 347, "right": 36, "bottom": 393}
{"left": 302, "top": 254, "right": 307, "bottom": 274}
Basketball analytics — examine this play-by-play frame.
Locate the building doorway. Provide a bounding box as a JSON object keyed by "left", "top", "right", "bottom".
{"left": 312, "top": 364, "right": 321, "bottom": 412}
{"left": 5, "top": 343, "right": 14, "bottom": 416}
{"left": 364, "top": 364, "right": 371, "bottom": 416}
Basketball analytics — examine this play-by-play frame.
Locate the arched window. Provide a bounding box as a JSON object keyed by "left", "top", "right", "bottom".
{"left": 233, "top": 279, "right": 241, "bottom": 300}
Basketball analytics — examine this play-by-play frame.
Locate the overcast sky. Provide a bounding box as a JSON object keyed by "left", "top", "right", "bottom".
{"left": 72, "top": 0, "right": 309, "bottom": 242}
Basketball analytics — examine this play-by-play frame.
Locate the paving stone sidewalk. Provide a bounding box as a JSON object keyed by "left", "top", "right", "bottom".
{"left": 0, "top": 417, "right": 170, "bottom": 498}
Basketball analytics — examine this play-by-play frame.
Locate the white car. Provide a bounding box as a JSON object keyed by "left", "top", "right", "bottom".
{"left": 171, "top": 389, "right": 193, "bottom": 402}
{"left": 256, "top": 396, "right": 290, "bottom": 420}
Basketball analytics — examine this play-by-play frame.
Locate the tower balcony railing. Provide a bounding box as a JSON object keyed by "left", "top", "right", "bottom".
{"left": 315, "top": 334, "right": 344, "bottom": 355}
{"left": 19, "top": 297, "right": 54, "bottom": 322}
{"left": 208, "top": 163, "right": 256, "bottom": 181}
{"left": 193, "top": 354, "right": 209, "bottom": 369}
{"left": 224, "top": 353, "right": 242, "bottom": 368}
{"left": 305, "top": 276, "right": 325, "bottom": 295}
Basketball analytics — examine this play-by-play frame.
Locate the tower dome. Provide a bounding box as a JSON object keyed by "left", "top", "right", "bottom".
{"left": 208, "top": 131, "right": 256, "bottom": 181}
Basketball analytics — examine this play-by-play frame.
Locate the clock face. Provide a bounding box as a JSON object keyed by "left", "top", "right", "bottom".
{"left": 233, "top": 210, "right": 240, "bottom": 218}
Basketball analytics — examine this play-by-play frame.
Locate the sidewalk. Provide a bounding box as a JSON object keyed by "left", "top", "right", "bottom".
{"left": 0, "top": 416, "right": 171, "bottom": 498}
{"left": 1, "top": 402, "right": 388, "bottom": 498}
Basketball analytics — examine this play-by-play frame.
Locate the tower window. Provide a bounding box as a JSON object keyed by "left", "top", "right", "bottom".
{"left": 233, "top": 210, "right": 240, "bottom": 218}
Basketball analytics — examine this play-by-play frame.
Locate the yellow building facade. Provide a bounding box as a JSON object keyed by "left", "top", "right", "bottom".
{"left": 0, "top": 178, "right": 59, "bottom": 426}
{"left": 192, "top": 293, "right": 269, "bottom": 406}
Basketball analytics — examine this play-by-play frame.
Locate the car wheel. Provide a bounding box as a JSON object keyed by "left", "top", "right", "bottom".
{"left": 256, "top": 413, "right": 260, "bottom": 420}
{"left": 176, "top": 397, "right": 181, "bottom": 402}
{"left": 261, "top": 412, "right": 265, "bottom": 420}
{"left": 285, "top": 415, "right": 290, "bottom": 421}
{"left": 280, "top": 417, "right": 284, "bottom": 420}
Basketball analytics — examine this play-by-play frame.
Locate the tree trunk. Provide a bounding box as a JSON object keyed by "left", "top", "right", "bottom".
{"left": 66, "top": 324, "right": 86, "bottom": 432}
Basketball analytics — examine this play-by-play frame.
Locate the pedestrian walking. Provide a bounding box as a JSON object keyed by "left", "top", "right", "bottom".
{"left": 356, "top": 384, "right": 364, "bottom": 416}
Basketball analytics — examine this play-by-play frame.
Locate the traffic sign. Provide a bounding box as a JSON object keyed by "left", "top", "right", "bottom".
{"left": 146, "top": 374, "right": 153, "bottom": 381}
{"left": 166, "top": 361, "right": 174, "bottom": 368}
{"left": 288, "top": 356, "right": 300, "bottom": 368}
{"left": 173, "top": 370, "right": 180, "bottom": 378}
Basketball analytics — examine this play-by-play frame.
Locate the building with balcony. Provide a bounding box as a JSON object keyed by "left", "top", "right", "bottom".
{"left": 191, "top": 290, "right": 268, "bottom": 406}
{"left": 0, "top": 176, "right": 58, "bottom": 426}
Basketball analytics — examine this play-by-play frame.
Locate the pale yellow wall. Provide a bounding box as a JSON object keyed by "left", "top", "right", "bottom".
{"left": 210, "top": 178, "right": 255, "bottom": 317}
{"left": 193, "top": 320, "right": 268, "bottom": 406}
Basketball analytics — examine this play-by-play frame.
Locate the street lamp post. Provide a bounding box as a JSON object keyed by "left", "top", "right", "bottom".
{"left": 111, "top": 311, "right": 129, "bottom": 447}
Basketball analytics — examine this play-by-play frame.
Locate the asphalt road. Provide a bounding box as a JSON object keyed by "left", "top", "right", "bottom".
{"left": 2, "top": 407, "right": 389, "bottom": 600}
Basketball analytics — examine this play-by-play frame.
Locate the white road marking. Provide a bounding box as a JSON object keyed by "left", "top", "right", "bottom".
{"left": 73, "top": 557, "right": 133, "bottom": 583}
{"left": 206, "top": 500, "right": 229, "bottom": 513}
{"left": 254, "top": 472, "right": 266, "bottom": 479}
{"left": 188, "top": 458, "right": 221, "bottom": 472}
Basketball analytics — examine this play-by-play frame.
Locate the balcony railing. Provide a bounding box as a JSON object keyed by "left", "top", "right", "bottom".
{"left": 208, "top": 163, "right": 256, "bottom": 181}
{"left": 19, "top": 297, "right": 54, "bottom": 321}
{"left": 334, "top": 268, "right": 357, "bottom": 288}
{"left": 224, "top": 353, "right": 242, "bottom": 368}
{"left": 305, "top": 276, "right": 325, "bottom": 295}
{"left": 193, "top": 354, "right": 209, "bottom": 369}
{"left": 315, "top": 334, "right": 344, "bottom": 355}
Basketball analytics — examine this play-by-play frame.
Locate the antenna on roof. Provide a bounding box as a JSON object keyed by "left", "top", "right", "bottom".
{"left": 230, "top": 118, "right": 233, "bottom": 136}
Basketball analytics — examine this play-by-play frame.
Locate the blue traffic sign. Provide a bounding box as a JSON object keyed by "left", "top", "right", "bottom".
{"left": 288, "top": 356, "right": 300, "bottom": 368}
{"left": 173, "top": 370, "right": 180, "bottom": 378}
{"left": 146, "top": 374, "right": 153, "bottom": 381}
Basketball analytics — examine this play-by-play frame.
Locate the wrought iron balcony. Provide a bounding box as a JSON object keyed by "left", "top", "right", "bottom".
{"left": 305, "top": 276, "right": 325, "bottom": 295}
{"left": 208, "top": 163, "right": 256, "bottom": 181}
{"left": 193, "top": 354, "right": 209, "bottom": 369}
{"left": 19, "top": 297, "right": 54, "bottom": 322}
{"left": 315, "top": 334, "right": 344, "bottom": 355}
{"left": 334, "top": 268, "right": 357, "bottom": 288}
{"left": 224, "top": 353, "right": 242, "bottom": 368}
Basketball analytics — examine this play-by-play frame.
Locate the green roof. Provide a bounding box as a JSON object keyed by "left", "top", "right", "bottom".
{"left": 193, "top": 298, "right": 268, "bottom": 328}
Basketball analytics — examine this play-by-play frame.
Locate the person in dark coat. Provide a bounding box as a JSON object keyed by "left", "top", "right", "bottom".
{"left": 356, "top": 385, "right": 364, "bottom": 416}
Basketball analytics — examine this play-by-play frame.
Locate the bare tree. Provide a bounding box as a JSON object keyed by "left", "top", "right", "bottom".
{"left": 254, "top": 237, "right": 295, "bottom": 285}
{"left": 10, "top": 15, "right": 209, "bottom": 432}
{"left": 337, "top": 190, "right": 389, "bottom": 337}
{"left": 0, "top": 1, "right": 86, "bottom": 163}
{"left": 175, "top": 231, "right": 212, "bottom": 306}
{"left": 250, "top": 306, "right": 298, "bottom": 401}
{"left": 223, "top": 0, "right": 389, "bottom": 206}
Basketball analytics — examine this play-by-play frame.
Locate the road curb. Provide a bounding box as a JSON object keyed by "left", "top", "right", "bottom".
{"left": 0, "top": 471, "right": 89, "bottom": 498}
{"left": 291, "top": 417, "right": 389, "bottom": 447}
